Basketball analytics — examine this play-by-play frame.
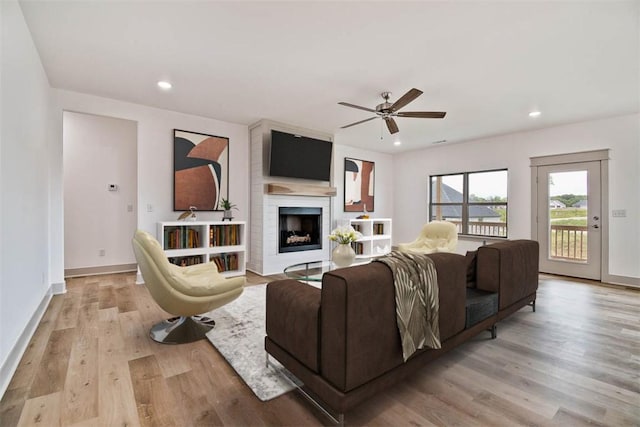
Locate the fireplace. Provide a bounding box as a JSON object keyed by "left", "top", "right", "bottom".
{"left": 279, "top": 207, "right": 322, "bottom": 253}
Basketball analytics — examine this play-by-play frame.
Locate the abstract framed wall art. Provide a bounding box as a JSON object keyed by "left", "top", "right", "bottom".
{"left": 344, "top": 157, "right": 375, "bottom": 212}
{"left": 174, "top": 129, "right": 229, "bottom": 211}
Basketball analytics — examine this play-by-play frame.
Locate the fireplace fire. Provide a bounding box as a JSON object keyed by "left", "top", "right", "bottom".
{"left": 279, "top": 207, "right": 322, "bottom": 253}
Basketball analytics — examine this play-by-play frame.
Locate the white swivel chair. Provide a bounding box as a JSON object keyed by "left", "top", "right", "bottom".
{"left": 397, "top": 221, "right": 458, "bottom": 254}
{"left": 132, "top": 229, "right": 244, "bottom": 344}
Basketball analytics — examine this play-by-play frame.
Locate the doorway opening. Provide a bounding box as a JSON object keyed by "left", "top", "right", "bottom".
{"left": 63, "top": 112, "right": 138, "bottom": 277}
{"left": 531, "top": 150, "right": 608, "bottom": 281}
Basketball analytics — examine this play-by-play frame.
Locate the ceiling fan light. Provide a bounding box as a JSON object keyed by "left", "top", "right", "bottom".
{"left": 157, "top": 80, "right": 172, "bottom": 90}
{"left": 529, "top": 111, "right": 541, "bottom": 117}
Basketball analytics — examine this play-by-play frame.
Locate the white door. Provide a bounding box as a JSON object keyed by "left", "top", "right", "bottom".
{"left": 536, "top": 161, "right": 601, "bottom": 280}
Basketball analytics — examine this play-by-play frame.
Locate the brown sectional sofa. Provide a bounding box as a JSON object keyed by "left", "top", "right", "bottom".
{"left": 265, "top": 239, "right": 539, "bottom": 419}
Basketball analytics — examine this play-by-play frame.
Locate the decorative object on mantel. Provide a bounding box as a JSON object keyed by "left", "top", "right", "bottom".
{"left": 265, "top": 182, "right": 337, "bottom": 197}
{"left": 356, "top": 204, "right": 370, "bottom": 219}
{"left": 174, "top": 129, "right": 229, "bottom": 211}
{"left": 345, "top": 157, "right": 375, "bottom": 212}
{"left": 328, "top": 226, "right": 363, "bottom": 267}
{"left": 177, "top": 206, "right": 198, "bottom": 221}
{"left": 220, "top": 198, "right": 237, "bottom": 221}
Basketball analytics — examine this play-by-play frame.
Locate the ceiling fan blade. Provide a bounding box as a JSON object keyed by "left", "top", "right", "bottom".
{"left": 340, "top": 116, "right": 378, "bottom": 129}
{"left": 396, "top": 111, "right": 447, "bottom": 119}
{"left": 338, "top": 102, "right": 377, "bottom": 113}
{"left": 390, "top": 88, "right": 423, "bottom": 111}
{"left": 385, "top": 117, "right": 399, "bottom": 134}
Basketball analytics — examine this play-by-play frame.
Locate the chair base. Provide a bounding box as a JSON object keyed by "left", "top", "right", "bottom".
{"left": 150, "top": 315, "right": 216, "bottom": 344}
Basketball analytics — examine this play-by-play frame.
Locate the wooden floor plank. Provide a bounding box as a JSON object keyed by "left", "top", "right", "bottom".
{"left": 115, "top": 282, "right": 137, "bottom": 313}
{"left": 1, "top": 271, "right": 638, "bottom": 426}
{"left": 469, "top": 335, "right": 640, "bottom": 410}
{"left": 26, "top": 329, "right": 75, "bottom": 399}
{"left": 80, "top": 281, "right": 99, "bottom": 306}
{"left": 16, "top": 392, "right": 62, "bottom": 427}
{"left": 60, "top": 301, "right": 99, "bottom": 425}
{"left": 129, "top": 355, "right": 180, "bottom": 427}
{"left": 97, "top": 306, "right": 141, "bottom": 427}
{"left": 118, "top": 310, "right": 155, "bottom": 361}
{"left": 166, "top": 370, "right": 225, "bottom": 427}
{"left": 54, "top": 289, "right": 82, "bottom": 331}
{"left": 0, "top": 386, "right": 29, "bottom": 427}
{"left": 5, "top": 298, "right": 61, "bottom": 391}
{"left": 154, "top": 340, "right": 194, "bottom": 379}
{"left": 98, "top": 286, "right": 117, "bottom": 310}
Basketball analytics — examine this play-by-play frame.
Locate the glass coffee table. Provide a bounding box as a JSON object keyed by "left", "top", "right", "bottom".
{"left": 284, "top": 258, "right": 372, "bottom": 282}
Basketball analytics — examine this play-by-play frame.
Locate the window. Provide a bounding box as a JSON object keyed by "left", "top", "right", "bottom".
{"left": 429, "top": 169, "right": 508, "bottom": 237}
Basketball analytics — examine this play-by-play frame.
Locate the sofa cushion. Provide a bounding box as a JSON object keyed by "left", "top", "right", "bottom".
{"left": 266, "top": 280, "right": 321, "bottom": 373}
{"left": 476, "top": 240, "right": 539, "bottom": 310}
{"left": 321, "top": 262, "right": 401, "bottom": 392}
{"left": 320, "top": 253, "right": 467, "bottom": 393}
{"left": 465, "top": 288, "right": 498, "bottom": 328}
{"left": 465, "top": 250, "right": 477, "bottom": 288}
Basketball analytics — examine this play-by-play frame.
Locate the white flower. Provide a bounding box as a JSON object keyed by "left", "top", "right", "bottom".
{"left": 328, "top": 226, "right": 363, "bottom": 244}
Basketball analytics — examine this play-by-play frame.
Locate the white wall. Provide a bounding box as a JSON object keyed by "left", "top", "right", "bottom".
{"left": 331, "top": 141, "right": 394, "bottom": 227}
{"left": 53, "top": 90, "right": 250, "bottom": 251}
{"left": 0, "top": 0, "right": 54, "bottom": 393}
{"left": 63, "top": 112, "right": 137, "bottom": 270}
{"left": 393, "top": 114, "right": 640, "bottom": 280}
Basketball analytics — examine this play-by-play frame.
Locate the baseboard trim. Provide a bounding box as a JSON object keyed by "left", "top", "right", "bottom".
{"left": 602, "top": 274, "right": 640, "bottom": 289}
{"left": 65, "top": 263, "right": 137, "bottom": 278}
{"left": 0, "top": 286, "right": 53, "bottom": 399}
{"left": 51, "top": 281, "right": 67, "bottom": 295}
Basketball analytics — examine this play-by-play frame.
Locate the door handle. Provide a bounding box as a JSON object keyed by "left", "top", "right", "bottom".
{"left": 592, "top": 224, "right": 599, "bottom": 229}
{"left": 593, "top": 216, "right": 599, "bottom": 220}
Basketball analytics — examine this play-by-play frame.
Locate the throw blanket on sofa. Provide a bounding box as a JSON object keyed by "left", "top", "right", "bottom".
{"left": 376, "top": 251, "right": 441, "bottom": 361}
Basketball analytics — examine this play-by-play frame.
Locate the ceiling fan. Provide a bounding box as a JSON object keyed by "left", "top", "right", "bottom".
{"left": 338, "top": 88, "right": 446, "bottom": 134}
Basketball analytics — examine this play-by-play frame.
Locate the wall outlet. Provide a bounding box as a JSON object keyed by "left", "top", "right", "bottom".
{"left": 99, "top": 249, "right": 106, "bottom": 256}
{"left": 612, "top": 209, "right": 626, "bottom": 218}
{"left": 147, "top": 204, "right": 153, "bottom": 212}
{"left": 127, "top": 204, "right": 133, "bottom": 212}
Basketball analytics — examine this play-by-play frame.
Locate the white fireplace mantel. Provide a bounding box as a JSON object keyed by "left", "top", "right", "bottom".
{"left": 248, "top": 120, "right": 335, "bottom": 275}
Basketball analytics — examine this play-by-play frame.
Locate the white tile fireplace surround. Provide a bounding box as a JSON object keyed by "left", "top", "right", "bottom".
{"left": 248, "top": 194, "right": 331, "bottom": 276}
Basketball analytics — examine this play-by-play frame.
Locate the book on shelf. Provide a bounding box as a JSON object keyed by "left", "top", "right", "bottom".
{"left": 164, "top": 226, "right": 200, "bottom": 249}
{"left": 210, "top": 252, "right": 239, "bottom": 272}
{"left": 168, "top": 255, "right": 203, "bottom": 266}
{"left": 351, "top": 241, "right": 364, "bottom": 255}
{"left": 209, "top": 224, "right": 241, "bottom": 247}
{"left": 374, "top": 223, "right": 385, "bottom": 235}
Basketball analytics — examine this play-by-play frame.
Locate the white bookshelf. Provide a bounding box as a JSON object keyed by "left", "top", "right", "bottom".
{"left": 157, "top": 221, "right": 246, "bottom": 277}
{"left": 349, "top": 218, "right": 392, "bottom": 258}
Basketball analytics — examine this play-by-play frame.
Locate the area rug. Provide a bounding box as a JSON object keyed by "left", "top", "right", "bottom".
{"left": 205, "top": 284, "right": 297, "bottom": 401}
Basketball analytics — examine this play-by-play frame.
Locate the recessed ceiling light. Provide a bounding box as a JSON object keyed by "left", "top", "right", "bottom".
{"left": 529, "top": 111, "right": 541, "bottom": 117}
{"left": 157, "top": 81, "right": 172, "bottom": 90}
{"left": 431, "top": 139, "right": 447, "bottom": 144}
{"left": 394, "top": 140, "right": 402, "bottom": 146}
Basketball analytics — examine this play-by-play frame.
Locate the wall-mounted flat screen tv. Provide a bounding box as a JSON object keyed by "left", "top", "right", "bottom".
{"left": 269, "top": 130, "right": 332, "bottom": 181}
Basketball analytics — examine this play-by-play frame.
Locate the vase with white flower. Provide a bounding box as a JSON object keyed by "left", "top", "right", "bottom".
{"left": 328, "top": 226, "right": 363, "bottom": 267}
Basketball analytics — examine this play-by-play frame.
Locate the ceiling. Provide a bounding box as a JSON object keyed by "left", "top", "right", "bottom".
{"left": 19, "top": 1, "right": 639, "bottom": 153}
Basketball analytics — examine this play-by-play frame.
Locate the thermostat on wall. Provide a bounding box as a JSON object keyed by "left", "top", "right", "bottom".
{"left": 108, "top": 184, "right": 118, "bottom": 191}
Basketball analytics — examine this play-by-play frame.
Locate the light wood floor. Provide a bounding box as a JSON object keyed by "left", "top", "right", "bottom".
{"left": 1, "top": 272, "right": 638, "bottom": 426}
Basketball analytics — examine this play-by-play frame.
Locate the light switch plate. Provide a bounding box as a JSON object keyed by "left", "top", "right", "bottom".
{"left": 612, "top": 209, "right": 626, "bottom": 217}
